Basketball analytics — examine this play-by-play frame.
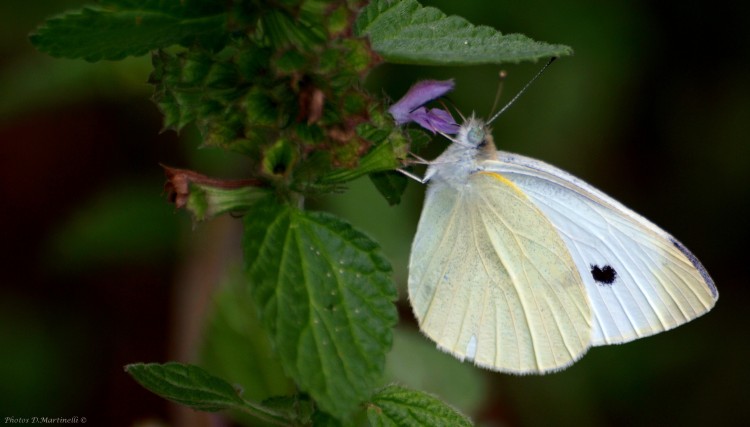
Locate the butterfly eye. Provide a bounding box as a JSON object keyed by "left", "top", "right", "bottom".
{"left": 467, "top": 126, "right": 485, "bottom": 147}
{"left": 590, "top": 264, "right": 617, "bottom": 285}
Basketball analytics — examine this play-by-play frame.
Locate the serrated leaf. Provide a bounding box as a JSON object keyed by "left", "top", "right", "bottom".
{"left": 125, "top": 362, "right": 243, "bottom": 412}
{"left": 30, "top": 4, "right": 227, "bottom": 61}
{"left": 355, "top": 0, "right": 572, "bottom": 65}
{"left": 367, "top": 385, "right": 473, "bottom": 427}
{"left": 100, "top": 0, "right": 223, "bottom": 18}
{"left": 244, "top": 200, "right": 398, "bottom": 418}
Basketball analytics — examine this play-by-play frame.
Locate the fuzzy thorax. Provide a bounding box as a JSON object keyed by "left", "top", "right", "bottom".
{"left": 424, "top": 117, "right": 498, "bottom": 186}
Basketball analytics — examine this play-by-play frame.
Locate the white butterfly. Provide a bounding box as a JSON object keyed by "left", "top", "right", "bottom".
{"left": 408, "top": 116, "right": 718, "bottom": 374}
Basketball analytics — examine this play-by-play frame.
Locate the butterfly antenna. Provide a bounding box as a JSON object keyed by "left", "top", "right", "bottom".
{"left": 437, "top": 130, "right": 462, "bottom": 146}
{"left": 487, "top": 57, "right": 556, "bottom": 125}
{"left": 488, "top": 70, "right": 508, "bottom": 118}
{"left": 438, "top": 98, "right": 466, "bottom": 122}
{"left": 435, "top": 98, "right": 466, "bottom": 145}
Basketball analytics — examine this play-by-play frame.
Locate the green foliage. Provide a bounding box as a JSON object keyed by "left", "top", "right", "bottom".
{"left": 367, "top": 385, "right": 473, "bottom": 427}
{"left": 199, "top": 272, "right": 295, "bottom": 404}
{"left": 46, "top": 183, "right": 180, "bottom": 272}
{"left": 29, "top": 1, "right": 227, "bottom": 61}
{"left": 384, "top": 328, "right": 486, "bottom": 416}
{"left": 355, "top": 0, "right": 572, "bottom": 64}
{"left": 148, "top": 27, "right": 391, "bottom": 186}
{"left": 244, "top": 199, "right": 398, "bottom": 417}
{"left": 369, "top": 171, "right": 409, "bottom": 206}
{"left": 31, "top": 0, "right": 573, "bottom": 424}
{"left": 186, "top": 183, "right": 269, "bottom": 221}
{"left": 125, "top": 362, "right": 299, "bottom": 425}
{"left": 125, "top": 362, "right": 244, "bottom": 412}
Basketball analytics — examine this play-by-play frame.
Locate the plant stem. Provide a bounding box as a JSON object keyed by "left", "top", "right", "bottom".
{"left": 237, "top": 399, "right": 293, "bottom": 426}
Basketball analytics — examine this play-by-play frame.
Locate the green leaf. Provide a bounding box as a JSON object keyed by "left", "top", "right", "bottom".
{"left": 367, "top": 385, "right": 473, "bottom": 427}
{"left": 30, "top": 2, "right": 227, "bottom": 61}
{"left": 124, "top": 362, "right": 243, "bottom": 412}
{"left": 355, "top": 0, "right": 572, "bottom": 65}
{"left": 126, "top": 362, "right": 295, "bottom": 425}
{"left": 369, "top": 171, "right": 408, "bottom": 206}
{"left": 100, "top": 0, "right": 223, "bottom": 17}
{"left": 261, "top": 8, "right": 327, "bottom": 51}
{"left": 311, "top": 410, "right": 346, "bottom": 427}
{"left": 244, "top": 200, "right": 398, "bottom": 418}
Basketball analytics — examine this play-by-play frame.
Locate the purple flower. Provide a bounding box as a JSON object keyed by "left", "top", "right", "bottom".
{"left": 388, "top": 79, "right": 459, "bottom": 134}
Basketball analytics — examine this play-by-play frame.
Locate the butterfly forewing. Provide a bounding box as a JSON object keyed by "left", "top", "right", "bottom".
{"left": 491, "top": 153, "right": 718, "bottom": 345}
{"left": 409, "top": 171, "right": 592, "bottom": 373}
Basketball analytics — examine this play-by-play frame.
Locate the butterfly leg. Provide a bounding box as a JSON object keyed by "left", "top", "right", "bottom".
{"left": 397, "top": 168, "right": 428, "bottom": 183}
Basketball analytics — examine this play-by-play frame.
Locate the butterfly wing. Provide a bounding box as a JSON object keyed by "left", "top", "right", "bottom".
{"left": 490, "top": 152, "right": 718, "bottom": 346}
{"left": 408, "top": 171, "right": 592, "bottom": 373}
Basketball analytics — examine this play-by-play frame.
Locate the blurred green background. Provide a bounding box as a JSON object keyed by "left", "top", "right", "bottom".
{"left": 1, "top": 1, "right": 748, "bottom": 426}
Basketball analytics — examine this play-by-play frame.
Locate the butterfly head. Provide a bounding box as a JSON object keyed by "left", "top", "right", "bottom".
{"left": 456, "top": 117, "right": 496, "bottom": 158}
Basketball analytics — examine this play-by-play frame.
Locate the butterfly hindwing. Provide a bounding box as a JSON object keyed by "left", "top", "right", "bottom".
{"left": 490, "top": 152, "right": 718, "bottom": 345}
{"left": 409, "top": 171, "right": 592, "bottom": 373}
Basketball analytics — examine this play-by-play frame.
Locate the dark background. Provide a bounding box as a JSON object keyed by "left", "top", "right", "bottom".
{"left": 1, "top": 1, "right": 748, "bottom": 426}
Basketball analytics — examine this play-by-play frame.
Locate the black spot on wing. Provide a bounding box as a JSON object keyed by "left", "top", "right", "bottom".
{"left": 670, "top": 237, "right": 718, "bottom": 299}
{"left": 591, "top": 264, "right": 617, "bottom": 285}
